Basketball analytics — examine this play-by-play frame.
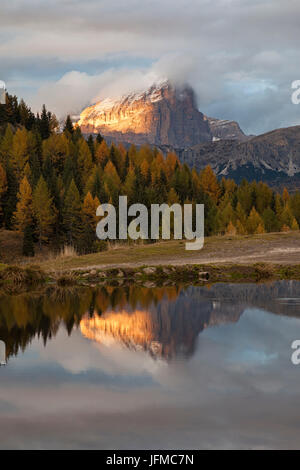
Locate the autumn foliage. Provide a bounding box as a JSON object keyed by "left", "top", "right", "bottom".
{"left": 0, "top": 95, "right": 300, "bottom": 257}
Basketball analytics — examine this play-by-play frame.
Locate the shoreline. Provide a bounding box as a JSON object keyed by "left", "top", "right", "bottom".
{"left": 1, "top": 262, "right": 300, "bottom": 294}
{"left": 2, "top": 231, "right": 300, "bottom": 291}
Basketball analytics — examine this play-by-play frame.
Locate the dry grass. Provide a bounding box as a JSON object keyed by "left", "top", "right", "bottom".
{"left": 54, "top": 271, "right": 78, "bottom": 286}
{"left": 0, "top": 265, "right": 46, "bottom": 285}
{"left": 2, "top": 228, "right": 300, "bottom": 273}
{"left": 21, "top": 245, "right": 79, "bottom": 268}
{"left": 40, "top": 240, "right": 186, "bottom": 271}
{"left": 37, "top": 231, "right": 300, "bottom": 272}
{"left": 0, "top": 230, "right": 23, "bottom": 263}
{"left": 106, "top": 241, "right": 128, "bottom": 251}
{"left": 58, "top": 245, "right": 78, "bottom": 258}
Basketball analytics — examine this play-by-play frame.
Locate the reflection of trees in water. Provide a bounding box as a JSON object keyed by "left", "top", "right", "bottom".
{"left": 0, "top": 286, "right": 181, "bottom": 360}
{"left": 0, "top": 287, "right": 91, "bottom": 360}
{"left": 1, "top": 281, "right": 300, "bottom": 361}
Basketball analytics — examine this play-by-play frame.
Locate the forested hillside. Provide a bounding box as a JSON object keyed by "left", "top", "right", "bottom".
{"left": 0, "top": 95, "right": 300, "bottom": 258}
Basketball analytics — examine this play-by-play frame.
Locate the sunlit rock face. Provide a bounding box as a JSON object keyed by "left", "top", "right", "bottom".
{"left": 77, "top": 81, "right": 212, "bottom": 147}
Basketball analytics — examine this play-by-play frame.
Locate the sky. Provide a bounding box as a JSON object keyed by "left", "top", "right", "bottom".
{"left": 0, "top": 0, "right": 300, "bottom": 135}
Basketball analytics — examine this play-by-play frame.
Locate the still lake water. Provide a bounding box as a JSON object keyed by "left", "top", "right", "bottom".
{"left": 0, "top": 281, "right": 300, "bottom": 449}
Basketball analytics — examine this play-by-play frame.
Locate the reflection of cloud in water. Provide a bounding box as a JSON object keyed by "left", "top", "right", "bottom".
{"left": 39, "top": 327, "right": 165, "bottom": 377}
{"left": 1, "top": 307, "right": 300, "bottom": 449}
{"left": 2, "top": 282, "right": 300, "bottom": 448}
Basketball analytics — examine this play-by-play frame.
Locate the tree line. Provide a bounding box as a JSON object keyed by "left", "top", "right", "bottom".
{"left": 0, "top": 94, "right": 300, "bottom": 257}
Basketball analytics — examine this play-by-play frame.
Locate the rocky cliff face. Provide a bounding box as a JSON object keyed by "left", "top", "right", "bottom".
{"left": 77, "top": 81, "right": 300, "bottom": 187}
{"left": 204, "top": 116, "right": 251, "bottom": 142}
{"left": 77, "top": 81, "right": 212, "bottom": 147}
{"left": 178, "top": 125, "right": 300, "bottom": 188}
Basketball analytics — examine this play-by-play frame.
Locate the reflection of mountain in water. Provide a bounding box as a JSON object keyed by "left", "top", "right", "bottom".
{"left": 79, "top": 281, "right": 300, "bottom": 360}
{"left": 80, "top": 292, "right": 244, "bottom": 360}
{"left": 189, "top": 281, "right": 300, "bottom": 317}
{"left": 1, "top": 281, "right": 300, "bottom": 362}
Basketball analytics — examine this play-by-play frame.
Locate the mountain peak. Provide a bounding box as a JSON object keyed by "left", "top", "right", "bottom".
{"left": 77, "top": 81, "right": 212, "bottom": 147}
{"left": 91, "top": 79, "right": 171, "bottom": 115}
{"left": 204, "top": 115, "right": 251, "bottom": 142}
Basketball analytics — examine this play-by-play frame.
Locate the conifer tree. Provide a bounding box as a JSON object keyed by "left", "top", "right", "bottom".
{"left": 246, "top": 207, "right": 264, "bottom": 234}
{"left": 96, "top": 133, "right": 103, "bottom": 144}
{"left": 43, "top": 133, "right": 69, "bottom": 173}
{"left": 87, "top": 135, "right": 95, "bottom": 161}
{"left": 82, "top": 192, "right": 99, "bottom": 225}
{"left": 31, "top": 155, "right": 42, "bottom": 188}
{"left": 95, "top": 140, "right": 109, "bottom": 166}
{"left": 262, "top": 207, "right": 279, "bottom": 233}
{"left": 226, "top": 221, "right": 237, "bottom": 236}
{"left": 19, "top": 99, "right": 34, "bottom": 130}
{"left": 140, "top": 159, "right": 150, "bottom": 180}
{"left": 255, "top": 182, "right": 273, "bottom": 214}
{"left": 94, "top": 169, "right": 107, "bottom": 203}
{"left": 5, "top": 94, "right": 20, "bottom": 125}
{"left": 236, "top": 219, "right": 247, "bottom": 235}
{"left": 62, "top": 179, "right": 82, "bottom": 246}
{"left": 63, "top": 115, "right": 74, "bottom": 135}
{"left": 282, "top": 187, "right": 290, "bottom": 205}
{"left": 0, "top": 163, "right": 8, "bottom": 200}
{"left": 280, "top": 204, "right": 294, "bottom": 229}
{"left": 0, "top": 163, "right": 7, "bottom": 224}
{"left": 165, "top": 152, "right": 179, "bottom": 180}
{"left": 218, "top": 201, "right": 236, "bottom": 233}
{"left": 24, "top": 162, "right": 32, "bottom": 183}
{"left": 255, "top": 223, "right": 265, "bottom": 234}
{"left": 104, "top": 160, "right": 121, "bottom": 195}
{"left": 2, "top": 164, "right": 18, "bottom": 229}
{"left": 39, "top": 105, "right": 51, "bottom": 140}
{"left": 236, "top": 202, "right": 247, "bottom": 226}
{"left": 123, "top": 167, "right": 136, "bottom": 205}
{"left": 199, "top": 165, "right": 220, "bottom": 203}
{"left": 14, "top": 176, "right": 33, "bottom": 232}
{"left": 167, "top": 188, "right": 180, "bottom": 205}
{"left": 11, "top": 128, "right": 30, "bottom": 180}
{"left": 0, "top": 124, "right": 13, "bottom": 163}
{"left": 78, "top": 139, "right": 93, "bottom": 183}
{"left": 80, "top": 192, "right": 100, "bottom": 253}
{"left": 72, "top": 125, "right": 83, "bottom": 142}
{"left": 275, "top": 193, "right": 283, "bottom": 218}
{"left": 49, "top": 113, "right": 59, "bottom": 134}
{"left": 290, "top": 193, "right": 300, "bottom": 226}
{"left": 291, "top": 217, "right": 299, "bottom": 231}
{"left": 236, "top": 180, "right": 253, "bottom": 216}
{"left": 33, "top": 176, "right": 56, "bottom": 246}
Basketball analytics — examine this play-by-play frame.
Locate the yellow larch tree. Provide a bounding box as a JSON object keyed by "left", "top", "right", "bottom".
{"left": 14, "top": 176, "right": 33, "bottom": 231}
{"left": 246, "top": 207, "right": 265, "bottom": 234}
{"left": 199, "top": 165, "right": 220, "bottom": 203}
{"left": 33, "top": 176, "right": 56, "bottom": 246}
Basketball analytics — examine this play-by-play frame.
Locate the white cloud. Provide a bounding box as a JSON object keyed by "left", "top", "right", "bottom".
{"left": 1, "top": 0, "right": 300, "bottom": 133}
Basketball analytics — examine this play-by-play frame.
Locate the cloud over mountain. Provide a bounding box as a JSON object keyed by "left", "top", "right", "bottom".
{"left": 1, "top": 0, "right": 300, "bottom": 134}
